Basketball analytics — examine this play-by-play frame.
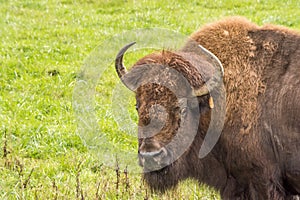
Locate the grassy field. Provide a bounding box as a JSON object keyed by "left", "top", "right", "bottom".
{"left": 1, "top": 0, "right": 299, "bottom": 199}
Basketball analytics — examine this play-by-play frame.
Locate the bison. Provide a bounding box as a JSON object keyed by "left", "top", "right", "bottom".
{"left": 114, "top": 17, "right": 300, "bottom": 199}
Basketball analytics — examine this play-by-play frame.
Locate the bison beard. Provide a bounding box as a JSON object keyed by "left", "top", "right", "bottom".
{"left": 143, "top": 158, "right": 185, "bottom": 192}
{"left": 115, "top": 17, "right": 300, "bottom": 199}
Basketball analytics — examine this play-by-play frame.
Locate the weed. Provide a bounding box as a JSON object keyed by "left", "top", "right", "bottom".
{"left": 23, "top": 167, "right": 34, "bottom": 189}
{"left": 76, "top": 160, "right": 84, "bottom": 199}
{"left": 52, "top": 180, "right": 58, "bottom": 200}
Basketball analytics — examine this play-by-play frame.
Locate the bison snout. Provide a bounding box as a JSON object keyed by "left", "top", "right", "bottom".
{"left": 138, "top": 147, "right": 170, "bottom": 171}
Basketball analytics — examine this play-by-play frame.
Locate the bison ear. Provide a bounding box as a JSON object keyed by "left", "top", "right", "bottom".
{"left": 121, "top": 66, "right": 150, "bottom": 92}
{"left": 192, "top": 87, "right": 214, "bottom": 109}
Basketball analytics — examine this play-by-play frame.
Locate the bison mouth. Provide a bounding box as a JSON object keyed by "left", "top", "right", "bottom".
{"left": 138, "top": 147, "right": 173, "bottom": 172}
{"left": 138, "top": 144, "right": 189, "bottom": 192}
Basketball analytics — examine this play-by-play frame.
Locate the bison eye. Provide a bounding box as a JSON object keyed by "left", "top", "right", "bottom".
{"left": 178, "top": 98, "right": 188, "bottom": 117}
{"left": 135, "top": 102, "right": 140, "bottom": 111}
{"left": 181, "top": 107, "right": 188, "bottom": 117}
{"left": 135, "top": 104, "right": 139, "bottom": 111}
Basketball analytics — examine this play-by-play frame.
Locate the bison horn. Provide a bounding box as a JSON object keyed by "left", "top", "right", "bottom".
{"left": 198, "top": 45, "right": 224, "bottom": 77}
{"left": 192, "top": 86, "right": 209, "bottom": 97}
{"left": 193, "top": 45, "right": 224, "bottom": 97}
{"left": 115, "top": 42, "right": 136, "bottom": 90}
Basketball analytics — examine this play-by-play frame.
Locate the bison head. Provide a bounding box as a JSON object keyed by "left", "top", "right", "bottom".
{"left": 115, "top": 42, "right": 223, "bottom": 191}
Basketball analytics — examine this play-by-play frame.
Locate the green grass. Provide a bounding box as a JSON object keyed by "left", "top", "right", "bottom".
{"left": 0, "top": 0, "right": 299, "bottom": 199}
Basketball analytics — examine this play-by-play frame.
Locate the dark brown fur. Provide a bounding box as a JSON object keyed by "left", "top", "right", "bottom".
{"left": 125, "top": 17, "right": 300, "bottom": 199}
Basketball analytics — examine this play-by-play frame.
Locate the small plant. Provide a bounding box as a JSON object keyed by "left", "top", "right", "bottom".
{"left": 76, "top": 160, "right": 84, "bottom": 199}
{"left": 52, "top": 180, "right": 58, "bottom": 200}
{"left": 3, "top": 128, "right": 8, "bottom": 159}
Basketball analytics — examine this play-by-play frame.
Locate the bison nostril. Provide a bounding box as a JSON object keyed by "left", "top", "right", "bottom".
{"left": 139, "top": 138, "right": 162, "bottom": 152}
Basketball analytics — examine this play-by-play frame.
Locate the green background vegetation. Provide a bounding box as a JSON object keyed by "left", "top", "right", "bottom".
{"left": 1, "top": 0, "right": 299, "bottom": 199}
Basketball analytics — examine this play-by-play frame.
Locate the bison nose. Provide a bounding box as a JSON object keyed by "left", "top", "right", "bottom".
{"left": 138, "top": 147, "right": 169, "bottom": 171}
{"left": 139, "top": 147, "right": 166, "bottom": 158}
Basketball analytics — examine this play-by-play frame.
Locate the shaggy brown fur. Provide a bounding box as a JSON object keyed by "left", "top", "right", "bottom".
{"left": 185, "top": 17, "right": 263, "bottom": 134}
{"left": 119, "top": 17, "right": 300, "bottom": 199}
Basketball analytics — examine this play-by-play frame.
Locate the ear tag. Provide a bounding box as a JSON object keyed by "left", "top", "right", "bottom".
{"left": 209, "top": 96, "right": 214, "bottom": 109}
